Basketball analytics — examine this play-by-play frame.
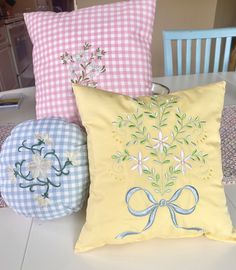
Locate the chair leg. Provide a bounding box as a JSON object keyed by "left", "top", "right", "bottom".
{"left": 229, "top": 43, "right": 236, "bottom": 71}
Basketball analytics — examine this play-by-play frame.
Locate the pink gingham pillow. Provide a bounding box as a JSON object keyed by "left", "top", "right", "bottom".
{"left": 24, "top": 0, "right": 156, "bottom": 123}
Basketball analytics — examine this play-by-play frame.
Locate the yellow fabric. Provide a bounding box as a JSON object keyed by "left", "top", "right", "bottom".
{"left": 73, "top": 81, "right": 236, "bottom": 252}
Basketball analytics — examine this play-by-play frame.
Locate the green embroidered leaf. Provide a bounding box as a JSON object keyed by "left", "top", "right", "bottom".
{"left": 174, "top": 125, "right": 178, "bottom": 132}
{"left": 163, "top": 160, "right": 170, "bottom": 164}
{"left": 183, "top": 138, "right": 189, "bottom": 145}
{"left": 166, "top": 182, "right": 174, "bottom": 187}
{"left": 174, "top": 169, "right": 182, "bottom": 174}
{"left": 149, "top": 115, "right": 156, "bottom": 119}
{"left": 163, "top": 146, "right": 168, "bottom": 154}
{"left": 150, "top": 152, "right": 157, "bottom": 156}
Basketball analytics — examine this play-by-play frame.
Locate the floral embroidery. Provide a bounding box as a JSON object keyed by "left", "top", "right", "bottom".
{"left": 174, "top": 150, "right": 192, "bottom": 175}
{"left": 35, "top": 133, "right": 53, "bottom": 145}
{"left": 8, "top": 134, "right": 78, "bottom": 207}
{"left": 152, "top": 131, "right": 169, "bottom": 152}
{"left": 64, "top": 151, "right": 80, "bottom": 166}
{"left": 112, "top": 95, "right": 207, "bottom": 237}
{"left": 34, "top": 195, "right": 50, "bottom": 207}
{"left": 60, "top": 42, "right": 106, "bottom": 88}
{"left": 112, "top": 96, "right": 208, "bottom": 195}
{"left": 130, "top": 152, "right": 149, "bottom": 176}
{"left": 28, "top": 153, "right": 52, "bottom": 178}
{"left": 7, "top": 166, "right": 17, "bottom": 183}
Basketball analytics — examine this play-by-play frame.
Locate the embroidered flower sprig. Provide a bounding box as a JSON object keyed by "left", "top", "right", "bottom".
{"left": 112, "top": 95, "right": 208, "bottom": 195}
{"left": 60, "top": 42, "right": 106, "bottom": 88}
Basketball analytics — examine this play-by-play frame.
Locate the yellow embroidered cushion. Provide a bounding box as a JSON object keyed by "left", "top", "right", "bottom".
{"left": 73, "top": 81, "right": 236, "bottom": 252}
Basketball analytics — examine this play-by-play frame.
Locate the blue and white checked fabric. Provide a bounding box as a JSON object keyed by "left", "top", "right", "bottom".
{"left": 0, "top": 118, "right": 89, "bottom": 220}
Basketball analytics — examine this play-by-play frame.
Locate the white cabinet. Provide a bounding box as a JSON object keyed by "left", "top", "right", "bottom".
{"left": 0, "top": 45, "right": 19, "bottom": 91}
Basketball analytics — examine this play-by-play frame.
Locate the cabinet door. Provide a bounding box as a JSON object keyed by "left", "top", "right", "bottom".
{"left": 0, "top": 46, "right": 19, "bottom": 91}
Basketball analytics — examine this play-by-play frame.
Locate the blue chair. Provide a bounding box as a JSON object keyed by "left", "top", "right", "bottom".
{"left": 163, "top": 28, "right": 236, "bottom": 76}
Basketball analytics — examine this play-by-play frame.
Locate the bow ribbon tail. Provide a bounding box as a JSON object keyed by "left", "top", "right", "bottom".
{"left": 168, "top": 205, "right": 202, "bottom": 231}
{"left": 116, "top": 206, "right": 158, "bottom": 239}
{"left": 167, "top": 185, "right": 202, "bottom": 232}
{"left": 116, "top": 187, "right": 159, "bottom": 239}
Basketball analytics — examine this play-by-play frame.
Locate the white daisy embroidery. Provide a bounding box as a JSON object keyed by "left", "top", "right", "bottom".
{"left": 174, "top": 150, "right": 192, "bottom": 175}
{"left": 152, "top": 131, "right": 169, "bottom": 152}
{"left": 28, "top": 153, "right": 52, "bottom": 178}
{"left": 7, "top": 166, "right": 17, "bottom": 183}
{"left": 35, "top": 133, "right": 53, "bottom": 145}
{"left": 130, "top": 152, "right": 149, "bottom": 175}
{"left": 34, "top": 195, "right": 50, "bottom": 207}
{"left": 64, "top": 151, "right": 80, "bottom": 166}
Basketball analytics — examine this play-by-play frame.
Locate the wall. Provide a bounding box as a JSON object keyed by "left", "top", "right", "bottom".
{"left": 12, "top": 0, "right": 37, "bottom": 13}
{"left": 12, "top": 0, "right": 52, "bottom": 13}
{"left": 154, "top": 0, "right": 218, "bottom": 76}
{"left": 214, "top": 0, "right": 236, "bottom": 27}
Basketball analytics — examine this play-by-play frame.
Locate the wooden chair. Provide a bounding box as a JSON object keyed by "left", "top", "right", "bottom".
{"left": 163, "top": 28, "right": 236, "bottom": 76}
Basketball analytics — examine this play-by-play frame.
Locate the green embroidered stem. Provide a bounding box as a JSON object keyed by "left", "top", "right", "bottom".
{"left": 154, "top": 97, "right": 177, "bottom": 129}
{"left": 19, "top": 182, "right": 46, "bottom": 192}
{"left": 113, "top": 110, "right": 149, "bottom": 145}
{"left": 171, "top": 110, "right": 205, "bottom": 144}
{"left": 19, "top": 177, "right": 61, "bottom": 198}
{"left": 162, "top": 166, "right": 182, "bottom": 195}
{"left": 141, "top": 96, "right": 178, "bottom": 130}
{"left": 44, "top": 151, "right": 72, "bottom": 176}
{"left": 52, "top": 160, "right": 71, "bottom": 176}
{"left": 143, "top": 168, "right": 160, "bottom": 190}
{"left": 18, "top": 140, "right": 45, "bottom": 155}
{"left": 191, "top": 149, "right": 208, "bottom": 163}
{"left": 15, "top": 160, "right": 34, "bottom": 181}
{"left": 112, "top": 149, "right": 130, "bottom": 163}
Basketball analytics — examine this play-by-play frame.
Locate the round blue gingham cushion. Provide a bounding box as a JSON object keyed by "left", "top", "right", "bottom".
{"left": 0, "top": 118, "right": 89, "bottom": 220}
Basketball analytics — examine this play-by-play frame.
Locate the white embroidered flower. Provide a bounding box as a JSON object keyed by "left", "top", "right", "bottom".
{"left": 64, "top": 151, "right": 80, "bottom": 166}
{"left": 35, "top": 133, "right": 53, "bottom": 145}
{"left": 130, "top": 152, "right": 149, "bottom": 175}
{"left": 75, "top": 50, "right": 90, "bottom": 63}
{"left": 87, "top": 63, "right": 102, "bottom": 73}
{"left": 174, "top": 150, "right": 192, "bottom": 175}
{"left": 7, "top": 166, "right": 17, "bottom": 183}
{"left": 34, "top": 195, "right": 50, "bottom": 207}
{"left": 28, "top": 154, "right": 52, "bottom": 178}
{"left": 69, "top": 62, "right": 81, "bottom": 72}
{"left": 152, "top": 131, "right": 169, "bottom": 152}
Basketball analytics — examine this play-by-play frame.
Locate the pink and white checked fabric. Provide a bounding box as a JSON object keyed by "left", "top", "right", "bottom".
{"left": 24, "top": 0, "right": 156, "bottom": 123}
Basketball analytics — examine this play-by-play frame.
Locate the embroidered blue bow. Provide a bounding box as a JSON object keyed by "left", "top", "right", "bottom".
{"left": 116, "top": 185, "right": 202, "bottom": 239}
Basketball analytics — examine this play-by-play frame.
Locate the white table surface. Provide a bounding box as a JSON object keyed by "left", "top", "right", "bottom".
{"left": 1, "top": 72, "right": 236, "bottom": 270}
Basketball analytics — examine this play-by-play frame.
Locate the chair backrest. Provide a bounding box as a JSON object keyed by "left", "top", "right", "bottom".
{"left": 163, "top": 28, "right": 236, "bottom": 76}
